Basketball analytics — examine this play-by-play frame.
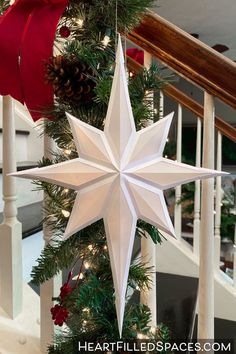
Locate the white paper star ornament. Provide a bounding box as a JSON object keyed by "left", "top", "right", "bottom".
{"left": 12, "top": 36, "right": 227, "bottom": 336}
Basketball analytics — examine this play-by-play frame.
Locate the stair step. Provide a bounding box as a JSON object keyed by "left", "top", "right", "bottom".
{"left": 0, "top": 161, "right": 38, "bottom": 173}
{"left": 0, "top": 128, "right": 30, "bottom": 136}
{"left": 0, "top": 201, "right": 42, "bottom": 238}
{"left": 0, "top": 283, "right": 41, "bottom": 354}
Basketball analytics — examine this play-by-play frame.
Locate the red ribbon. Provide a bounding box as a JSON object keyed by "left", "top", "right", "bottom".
{"left": 0, "top": 0, "right": 68, "bottom": 121}
{"left": 126, "top": 48, "right": 144, "bottom": 66}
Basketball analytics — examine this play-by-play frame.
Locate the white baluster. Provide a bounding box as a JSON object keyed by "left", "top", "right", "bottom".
{"left": 159, "top": 91, "right": 164, "bottom": 119}
{"left": 174, "top": 104, "right": 182, "bottom": 239}
{"left": 193, "top": 118, "right": 202, "bottom": 256}
{"left": 198, "top": 92, "right": 215, "bottom": 341}
{"left": 214, "top": 131, "right": 222, "bottom": 271}
{"left": 140, "top": 237, "right": 156, "bottom": 327}
{"left": 140, "top": 51, "right": 156, "bottom": 327}
{"left": 233, "top": 180, "right": 236, "bottom": 289}
{"left": 0, "top": 96, "right": 22, "bottom": 318}
{"left": 40, "top": 126, "right": 62, "bottom": 354}
{"left": 234, "top": 229, "right": 236, "bottom": 289}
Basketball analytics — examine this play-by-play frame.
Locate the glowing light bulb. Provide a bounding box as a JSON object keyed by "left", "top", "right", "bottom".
{"left": 84, "top": 262, "right": 90, "bottom": 269}
{"left": 77, "top": 18, "right": 84, "bottom": 28}
{"left": 62, "top": 210, "right": 70, "bottom": 218}
{"left": 83, "top": 307, "right": 90, "bottom": 313}
{"left": 104, "top": 245, "right": 108, "bottom": 251}
{"left": 88, "top": 245, "right": 93, "bottom": 251}
{"left": 79, "top": 273, "right": 84, "bottom": 280}
{"left": 64, "top": 149, "right": 72, "bottom": 156}
{"left": 151, "top": 326, "right": 156, "bottom": 335}
{"left": 102, "top": 35, "right": 110, "bottom": 47}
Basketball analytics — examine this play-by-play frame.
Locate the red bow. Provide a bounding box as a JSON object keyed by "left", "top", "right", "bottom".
{"left": 126, "top": 48, "right": 144, "bottom": 66}
{"left": 0, "top": 0, "right": 68, "bottom": 121}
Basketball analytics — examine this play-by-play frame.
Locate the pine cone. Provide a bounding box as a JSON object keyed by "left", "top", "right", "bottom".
{"left": 45, "top": 55, "right": 96, "bottom": 104}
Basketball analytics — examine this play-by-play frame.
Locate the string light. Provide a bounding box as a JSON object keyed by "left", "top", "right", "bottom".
{"left": 61, "top": 210, "right": 70, "bottom": 218}
{"left": 129, "top": 72, "right": 134, "bottom": 78}
{"left": 64, "top": 149, "right": 72, "bottom": 156}
{"left": 84, "top": 262, "right": 90, "bottom": 269}
{"left": 135, "top": 285, "right": 140, "bottom": 291}
{"left": 137, "top": 333, "right": 144, "bottom": 339}
{"left": 88, "top": 245, "right": 93, "bottom": 251}
{"left": 102, "top": 35, "right": 111, "bottom": 47}
{"left": 166, "top": 138, "right": 169, "bottom": 142}
{"left": 103, "top": 245, "right": 108, "bottom": 251}
{"left": 77, "top": 18, "right": 84, "bottom": 28}
{"left": 82, "top": 307, "right": 90, "bottom": 313}
{"left": 79, "top": 273, "right": 84, "bottom": 280}
{"left": 150, "top": 326, "right": 156, "bottom": 335}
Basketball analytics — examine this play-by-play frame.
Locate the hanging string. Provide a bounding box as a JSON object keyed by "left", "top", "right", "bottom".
{"left": 124, "top": 29, "right": 127, "bottom": 72}
{"left": 115, "top": 0, "right": 118, "bottom": 49}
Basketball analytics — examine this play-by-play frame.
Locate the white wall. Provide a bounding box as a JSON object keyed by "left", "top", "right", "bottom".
{"left": 0, "top": 98, "right": 44, "bottom": 211}
{"left": 0, "top": 174, "right": 43, "bottom": 213}
{"left": 0, "top": 97, "right": 44, "bottom": 163}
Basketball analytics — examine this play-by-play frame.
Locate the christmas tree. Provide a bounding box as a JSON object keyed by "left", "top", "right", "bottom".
{"left": 2, "top": 0, "right": 172, "bottom": 353}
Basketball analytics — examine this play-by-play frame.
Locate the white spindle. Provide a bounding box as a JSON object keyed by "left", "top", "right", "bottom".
{"left": 174, "top": 104, "right": 182, "bottom": 239}
{"left": 40, "top": 127, "right": 62, "bottom": 353}
{"left": 193, "top": 118, "right": 202, "bottom": 256}
{"left": 0, "top": 96, "right": 22, "bottom": 318}
{"left": 159, "top": 91, "right": 164, "bottom": 119}
{"left": 198, "top": 92, "right": 215, "bottom": 341}
{"left": 140, "top": 237, "right": 157, "bottom": 326}
{"left": 140, "top": 51, "right": 156, "bottom": 327}
{"left": 234, "top": 223, "right": 236, "bottom": 289}
{"left": 233, "top": 181, "right": 236, "bottom": 289}
{"left": 214, "top": 131, "right": 222, "bottom": 271}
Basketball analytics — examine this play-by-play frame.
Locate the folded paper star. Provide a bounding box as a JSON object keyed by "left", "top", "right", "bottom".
{"left": 13, "top": 37, "right": 226, "bottom": 335}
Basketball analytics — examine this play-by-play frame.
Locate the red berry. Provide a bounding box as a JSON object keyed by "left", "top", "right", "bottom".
{"left": 60, "top": 283, "right": 73, "bottom": 301}
{"left": 50, "top": 304, "right": 69, "bottom": 326}
{"left": 59, "top": 26, "right": 71, "bottom": 38}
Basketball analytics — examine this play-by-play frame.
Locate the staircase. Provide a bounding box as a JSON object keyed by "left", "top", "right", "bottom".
{"left": 0, "top": 10, "right": 236, "bottom": 354}
{"left": 156, "top": 231, "right": 236, "bottom": 321}
{"left": 126, "top": 10, "right": 236, "bottom": 342}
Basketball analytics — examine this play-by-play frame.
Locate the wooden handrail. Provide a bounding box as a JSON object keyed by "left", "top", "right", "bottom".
{"left": 127, "top": 11, "right": 236, "bottom": 110}
{"left": 127, "top": 56, "right": 236, "bottom": 144}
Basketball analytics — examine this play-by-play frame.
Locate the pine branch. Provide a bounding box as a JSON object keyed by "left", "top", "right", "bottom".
{"left": 0, "top": 0, "right": 10, "bottom": 15}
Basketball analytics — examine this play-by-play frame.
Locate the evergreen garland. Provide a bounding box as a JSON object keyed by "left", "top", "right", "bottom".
{"left": 0, "top": 0, "right": 173, "bottom": 351}
{"left": 0, "top": 0, "right": 10, "bottom": 15}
